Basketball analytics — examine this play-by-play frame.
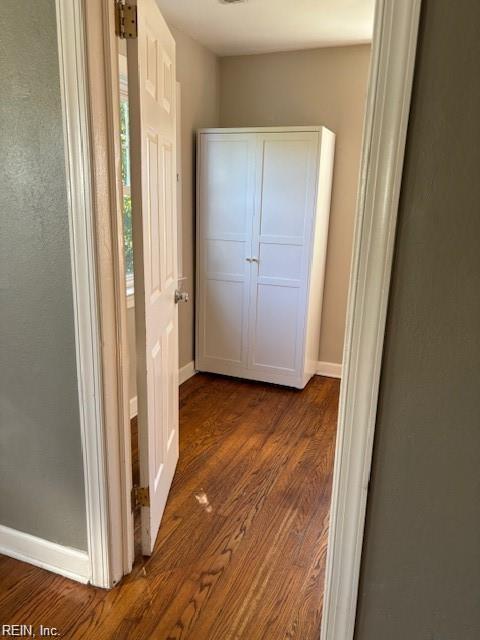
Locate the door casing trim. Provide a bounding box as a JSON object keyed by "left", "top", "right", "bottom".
{"left": 320, "top": 1, "right": 422, "bottom": 638}
{"left": 82, "top": 0, "right": 135, "bottom": 584}
{"left": 56, "top": 0, "right": 112, "bottom": 587}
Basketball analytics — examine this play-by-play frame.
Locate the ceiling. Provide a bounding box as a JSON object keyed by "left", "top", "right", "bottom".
{"left": 156, "top": 0, "right": 375, "bottom": 56}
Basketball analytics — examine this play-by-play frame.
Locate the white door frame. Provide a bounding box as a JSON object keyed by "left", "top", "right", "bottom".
{"left": 56, "top": 0, "right": 111, "bottom": 587}
{"left": 59, "top": 0, "right": 422, "bottom": 616}
{"left": 57, "top": 0, "right": 135, "bottom": 588}
{"left": 320, "top": 0, "right": 422, "bottom": 638}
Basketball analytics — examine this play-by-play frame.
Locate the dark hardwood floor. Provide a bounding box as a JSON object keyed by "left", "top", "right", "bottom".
{"left": 0, "top": 373, "right": 339, "bottom": 639}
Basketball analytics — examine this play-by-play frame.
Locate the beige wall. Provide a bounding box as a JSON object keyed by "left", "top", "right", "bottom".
{"left": 355, "top": 1, "right": 480, "bottom": 637}
{"left": 171, "top": 25, "right": 221, "bottom": 368}
{"left": 220, "top": 45, "right": 371, "bottom": 364}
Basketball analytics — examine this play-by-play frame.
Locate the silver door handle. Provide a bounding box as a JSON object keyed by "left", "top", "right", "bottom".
{"left": 175, "top": 289, "right": 189, "bottom": 303}
{"left": 245, "top": 257, "right": 259, "bottom": 263}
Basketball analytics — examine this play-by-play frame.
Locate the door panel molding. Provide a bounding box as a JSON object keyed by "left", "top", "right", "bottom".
{"left": 128, "top": 0, "right": 179, "bottom": 555}
{"left": 248, "top": 131, "right": 318, "bottom": 377}
{"left": 196, "top": 133, "right": 256, "bottom": 370}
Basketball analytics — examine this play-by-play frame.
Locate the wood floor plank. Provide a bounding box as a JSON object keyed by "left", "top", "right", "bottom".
{"left": 191, "top": 379, "right": 338, "bottom": 639}
{"left": 0, "top": 374, "right": 339, "bottom": 639}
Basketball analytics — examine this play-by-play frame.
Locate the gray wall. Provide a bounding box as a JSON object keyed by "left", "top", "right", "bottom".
{"left": 355, "top": 1, "right": 480, "bottom": 637}
{"left": 0, "top": 0, "right": 87, "bottom": 550}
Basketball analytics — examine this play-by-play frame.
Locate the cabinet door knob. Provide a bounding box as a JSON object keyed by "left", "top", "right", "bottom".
{"left": 245, "top": 257, "right": 252, "bottom": 262}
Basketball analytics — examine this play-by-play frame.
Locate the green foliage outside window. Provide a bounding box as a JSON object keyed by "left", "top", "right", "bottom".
{"left": 120, "top": 99, "right": 133, "bottom": 279}
{"left": 123, "top": 194, "right": 133, "bottom": 277}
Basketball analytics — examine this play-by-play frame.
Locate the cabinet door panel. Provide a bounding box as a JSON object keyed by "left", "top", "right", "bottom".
{"left": 205, "top": 139, "right": 251, "bottom": 237}
{"left": 258, "top": 243, "right": 303, "bottom": 285}
{"left": 253, "top": 284, "right": 299, "bottom": 370}
{"left": 249, "top": 132, "right": 318, "bottom": 375}
{"left": 197, "top": 133, "right": 256, "bottom": 369}
{"left": 205, "top": 279, "right": 244, "bottom": 362}
{"left": 259, "top": 139, "right": 311, "bottom": 239}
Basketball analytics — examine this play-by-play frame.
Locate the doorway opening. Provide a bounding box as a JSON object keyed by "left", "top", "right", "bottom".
{"left": 118, "top": 0, "right": 373, "bottom": 636}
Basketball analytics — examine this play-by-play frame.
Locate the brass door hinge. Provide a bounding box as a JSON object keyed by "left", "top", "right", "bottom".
{"left": 131, "top": 485, "right": 150, "bottom": 509}
{"left": 115, "top": 1, "right": 137, "bottom": 39}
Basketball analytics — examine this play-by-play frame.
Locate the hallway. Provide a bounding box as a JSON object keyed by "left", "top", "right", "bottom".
{"left": 0, "top": 373, "right": 339, "bottom": 639}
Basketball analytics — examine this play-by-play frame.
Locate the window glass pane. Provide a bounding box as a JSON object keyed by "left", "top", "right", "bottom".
{"left": 123, "top": 193, "right": 133, "bottom": 278}
{"left": 120, "top": 99, "right": 131, "bottom": 187}
{"left": 120, "top": 97, "right": 134, "bottom": 282}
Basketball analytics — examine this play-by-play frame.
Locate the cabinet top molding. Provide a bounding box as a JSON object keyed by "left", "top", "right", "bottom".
{"left": 197, "top": 126, "right": 333, "bottom": 135}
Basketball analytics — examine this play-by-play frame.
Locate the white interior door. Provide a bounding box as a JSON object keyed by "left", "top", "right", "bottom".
{"left": 196, "top": 133, "right": 256, "bottom": 370}
{"left": 128, "top": 0, "right": 178, "bottom": 555}
{"left": 248, "top": 132, "right": 319, "bottom": 375}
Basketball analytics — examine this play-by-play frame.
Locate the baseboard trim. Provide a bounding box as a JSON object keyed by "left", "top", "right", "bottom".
{"left": 179, "top": 360, "right": 196, "bottom": 386}
{"left": 0, "top": 524, "right": 90, "bottom": 584}
{"left": 316, "top": 361, "right": 342, "bottom": 379}
{"left": 129, "top": 395, "right": 138, "bottom": 420}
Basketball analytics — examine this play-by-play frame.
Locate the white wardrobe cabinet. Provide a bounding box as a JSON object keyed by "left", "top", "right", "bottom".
{"left": 195, "top": 127, "right": 335, "bottom": 389}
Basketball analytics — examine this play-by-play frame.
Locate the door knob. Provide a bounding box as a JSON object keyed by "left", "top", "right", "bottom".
{"left": 175, "top": 289, "right": 189, "bottom": 303}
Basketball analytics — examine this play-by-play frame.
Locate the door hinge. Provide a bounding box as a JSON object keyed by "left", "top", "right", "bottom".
{"left": 115, "top": 1, "right": 138, "bottom": 39}
{"left": 131, "top": 485, "right": 150, "bottom": 509}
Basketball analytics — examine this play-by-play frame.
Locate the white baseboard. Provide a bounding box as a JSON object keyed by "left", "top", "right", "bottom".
{"left": 179, "top": 360, "right": 196, "bottom": 385}
{"left": 129, "top": 395, "right": 138, "bottom": 420}
{"left": 129, "top": 361, "right": 197, "bottom": 418}
{"left": 316, "top": 361, "right": 342, "bottom": 379}
{"left": 0, "top": 524, "right": 90, "bottom": 584}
